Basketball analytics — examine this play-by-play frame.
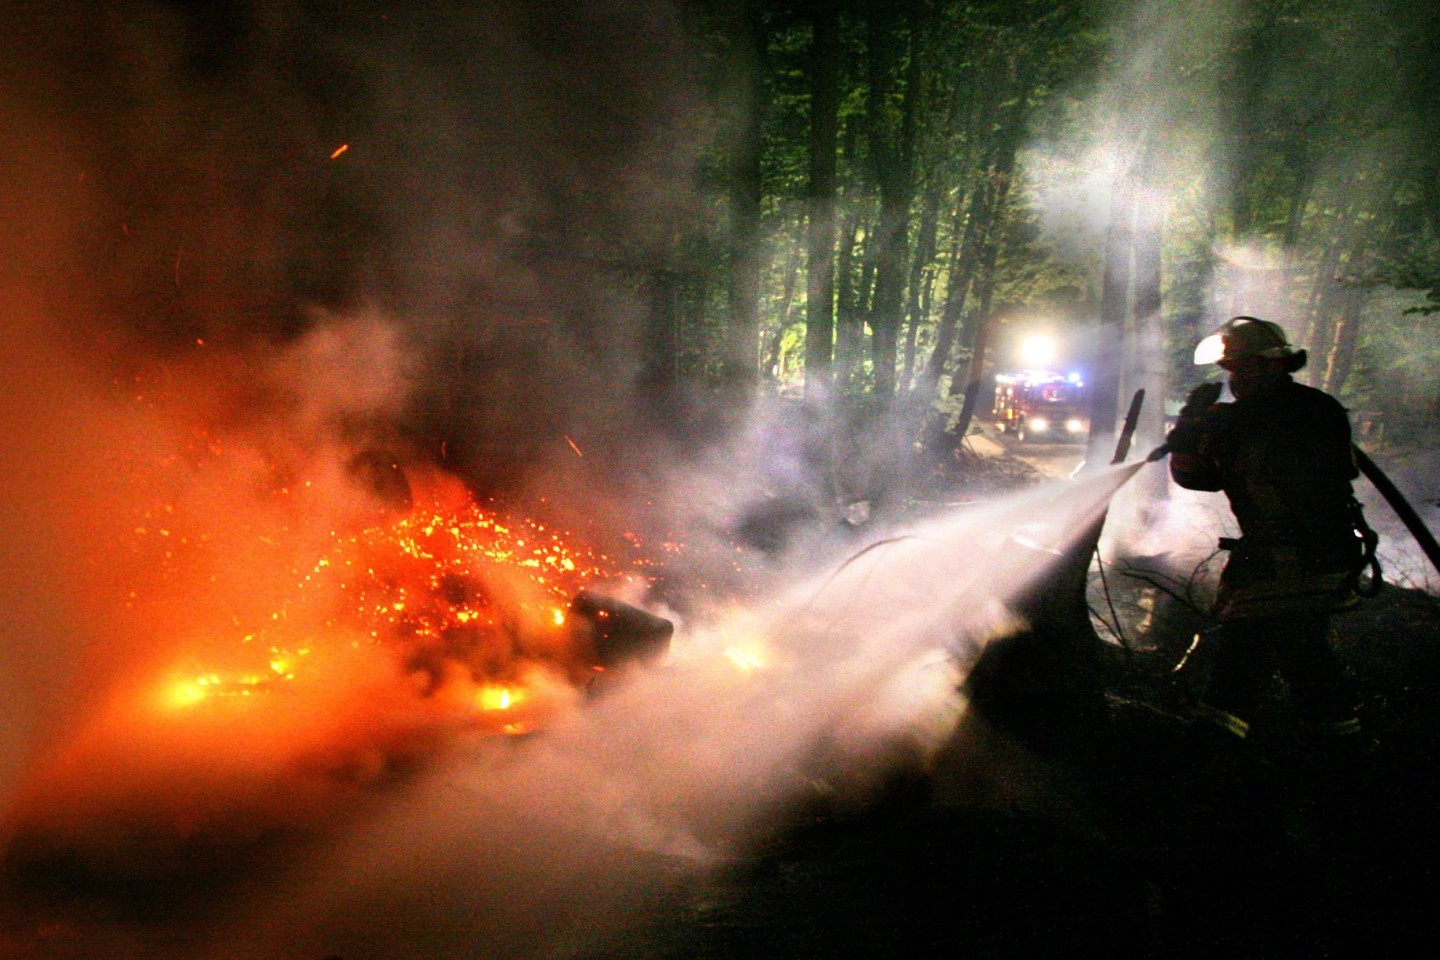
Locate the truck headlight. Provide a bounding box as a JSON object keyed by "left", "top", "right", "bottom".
{"left": 1029, "top": 417, "right": 1049, "bottom": 433}
{"left": 1065, "top": 418, "right": 1085, "bottom": 433}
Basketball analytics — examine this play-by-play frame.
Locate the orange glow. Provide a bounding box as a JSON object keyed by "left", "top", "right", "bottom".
{"left": 134, "top": 469, "right": 646, "bottom": 737}
{"left": 330, "top": 143, "right": 349, "bottom": 159}
{"left": 1, "top": 460, "right": 664, "bottom": 853}
{"left": 158, "top": 669, "right": 286, "bottom": 712}
{"left": 477, "top": 685, "right": 524, "bottom": 712}
{"left": 164, "top": 679, "right": 208, "bottom": 709}
{"left": 723, "top": 644, "right": 768, "bottom": 674}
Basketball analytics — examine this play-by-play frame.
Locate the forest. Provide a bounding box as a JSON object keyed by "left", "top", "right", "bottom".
{"left": 654, "top": 0, "right": 1440, "bottom": 465}
{"left": 5, "top": 0, "right": 1437, "bottom": 508}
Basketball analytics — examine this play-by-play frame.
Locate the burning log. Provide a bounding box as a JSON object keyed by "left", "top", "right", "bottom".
{"left": 567, "top": 590, "right": 673, "bottom": 672}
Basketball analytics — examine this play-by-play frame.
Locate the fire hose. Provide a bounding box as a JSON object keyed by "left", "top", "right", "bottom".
{"left": 1352, "top": 444, "right": 1440, "bottom": 582}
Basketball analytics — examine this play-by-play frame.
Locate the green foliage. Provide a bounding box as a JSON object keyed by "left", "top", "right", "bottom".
{"left": 1345, "top": 287, "right": 1440, "bottom": 446}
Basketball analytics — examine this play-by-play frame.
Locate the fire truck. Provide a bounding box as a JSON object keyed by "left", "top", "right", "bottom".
{"left": 992, "top": 371, "right": 1089, "bottom": 443}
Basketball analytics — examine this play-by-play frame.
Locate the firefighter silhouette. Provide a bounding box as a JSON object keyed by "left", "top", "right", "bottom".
{"left": 1167, "top": 317, "right": 1372, "bottom": 743}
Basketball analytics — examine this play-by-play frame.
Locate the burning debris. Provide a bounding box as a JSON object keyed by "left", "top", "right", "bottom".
{"left": 140, "top": 466, "right": 671, "bottom": 729}
{"left": 569, "top": 589, "right": 674, "bottom": 674}
{"left": 0, "top": 455, "right": 678, "bottom": 899}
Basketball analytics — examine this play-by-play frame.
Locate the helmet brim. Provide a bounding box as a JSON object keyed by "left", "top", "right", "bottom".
{"left": 1193, "top": 333, "right": 1226, "bottom": 365}
{"left": 1194, "top": 332, "right": 1300, "bottom": 365}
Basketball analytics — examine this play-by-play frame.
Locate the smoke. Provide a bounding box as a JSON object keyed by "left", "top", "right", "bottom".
{"left": 3, "top": 239, "right": 1139, "bottom": 958}
{"left": 0, "top": 0, "right": 723, "bottom": 520}
{"left": 152, "top": 465, "right": 1136, "bottom": 960}
{"left": 1021, "top": 0, "right": 1440, "bottom": 607}
{"left": 1028, "top": 0, "right": 1435, "bottom": 363}
{"left": 0, "top": 0, "right": 713, "bottom": 785}
{"left": 0, "top": 280, "right": 1140, "bottom": 957}
{"left": 2, "top": 2, "right": 1176, "bottom": 956}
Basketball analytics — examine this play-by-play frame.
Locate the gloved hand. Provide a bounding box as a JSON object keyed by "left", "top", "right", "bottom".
{"left": 1179, "top": 381, "right": 1223, "bottom": 418}
{"left": 1165, "top": 382, "right": 1225, "bottom": 456}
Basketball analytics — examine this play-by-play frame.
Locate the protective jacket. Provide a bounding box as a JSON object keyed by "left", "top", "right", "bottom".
{"left": 1170, "top": 377, "right": 1363, "bottom": 620}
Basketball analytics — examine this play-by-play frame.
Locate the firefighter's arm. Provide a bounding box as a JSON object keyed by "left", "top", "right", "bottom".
{"left": 1166, "top": 383, "right": 1226, "bottom": 490}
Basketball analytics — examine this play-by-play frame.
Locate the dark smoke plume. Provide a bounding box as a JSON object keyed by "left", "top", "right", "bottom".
{"left": 1, "top": 5, "right": 1151, "bottom": 959}
{"left": 2, "top": 0, "right": 717, "bottom": 515}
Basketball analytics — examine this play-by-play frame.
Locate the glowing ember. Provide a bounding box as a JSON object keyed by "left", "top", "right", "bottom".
{"left": 477, "top": 685, "right": 523, "bottom": 712}
{"left": 723, "top": 644, "right": 768, "bottom": 674}
{"left": 151, "top": 470, "right": 650, "bottom": 735}
{"left": 164, "top": 679, "right": 208, "bottom": 710}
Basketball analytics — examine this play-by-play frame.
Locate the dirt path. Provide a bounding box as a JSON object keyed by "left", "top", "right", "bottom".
{"left": 962, "top": 424, "right": 1086, "bottom": 480}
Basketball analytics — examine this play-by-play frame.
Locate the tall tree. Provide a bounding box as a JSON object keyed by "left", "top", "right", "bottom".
{"left": 914, "top": 47, "right": 1002, "bottom": 402}
{"left": 804, "top": 0, "right": 841, "bottom": 399}
{"left": 725, "top": 0, "right": 768, "bottom": 387}
{"left": 901, "top": 167, "right": 943, "bottom": 390}
{"left": 929, "top": 50, "right": 1034, "bottom": 443}
{"left": 1129, "top": 177, "right": 1167, "bottom": 463}
{"left": 1085, "top": 174, "right": 1134, "bottom": 467}
{"left": 1321, "top": 283, "right": 1367, "bottom": 395}
{"left": 862, "top": 0, "right": 921, "bottom": 396}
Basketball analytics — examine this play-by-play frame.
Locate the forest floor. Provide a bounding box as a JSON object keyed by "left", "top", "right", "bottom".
{"left": 600, "top": 581, "right": 1440, "bottom": 959}
{"left": 5, "top": 444, "right": 1437, "bottom": 958}
{"left": 587, "top": 437, "right": 1440, "bottom": 959}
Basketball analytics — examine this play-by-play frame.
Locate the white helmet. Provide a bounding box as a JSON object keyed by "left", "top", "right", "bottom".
{"left": 1194, "top": 316, "right": 1304, "bottom": 366}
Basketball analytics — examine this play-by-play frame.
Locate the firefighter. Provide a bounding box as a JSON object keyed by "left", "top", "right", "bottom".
{"left": 1166, "top": 316, "right": 1370, "bottom": 744}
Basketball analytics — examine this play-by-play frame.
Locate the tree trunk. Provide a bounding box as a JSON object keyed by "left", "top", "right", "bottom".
{"left": 917, "top": 53, "right": 1024, "bottom": 404}
{"left": 1307, "top": 221, "right": 1368, "bottom": 390}
{"left": 835, "top": 213, "right": 863, "bottom": 386}
{"left": 1306, "top": 273, "right": 1341, "bottom": 390}
{"left": 1130, "top": 183, "right": 1166, "bottom": 459}
{"left": 901, "top": 179, "right": 942, "bottom": 391}
{"left": 843, "top": 220, "right": 878, "bottom": 384}
{"left": 1123, "top": 178, "right": 1169, "bottom": 506}
{"left": 764, "top": 234, "right": 806, "bottom": 379}
{"left": 863, "top": 0, "right": 920, "bottom": 397}
{"left": 804, "top": 1, "right": 841, "bottom": 400}
{"left": 1085, "top": 175, "right": 1135, "bottom": 468}
{"left": 1300, "top": 236, "right": 1345, "bottom": 377}
{"left": 945, "top": 213, "right": 1003, "bottom": 440}
{"left": 1322, "top": 284, "right": 1367, "bottom": 395}
{"left": 725, "top": 0, "right": 767, "bottom": 388}
{"left": 923, "top": 184, "right": 984, "bottom": 397}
